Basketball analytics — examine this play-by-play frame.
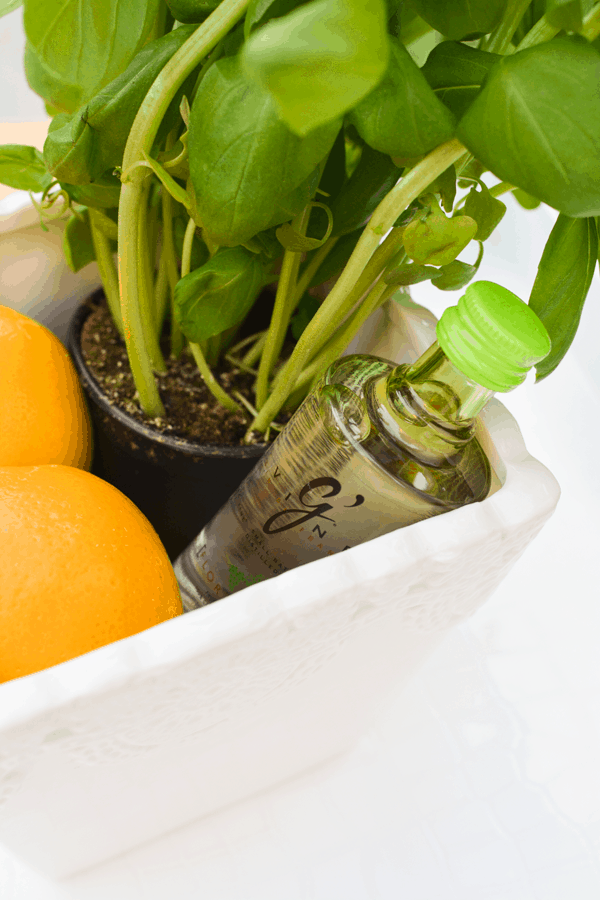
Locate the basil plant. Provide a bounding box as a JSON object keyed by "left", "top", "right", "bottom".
{"left": 1, "top": 0, "right": 599, "bottom": 437}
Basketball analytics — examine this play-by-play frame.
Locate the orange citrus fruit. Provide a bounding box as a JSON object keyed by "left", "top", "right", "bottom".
{"left": 0, "top": 305, "right": 92, "bottom": 469}
{"left": 0, "top": 465, "right": 182, "bottom": 683}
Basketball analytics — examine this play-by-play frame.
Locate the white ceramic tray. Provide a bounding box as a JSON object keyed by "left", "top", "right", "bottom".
{"left": 0, "top": 191, "right": 101, "bottom": 344}
{"left": 0, "top": 280, "right": 560, "bottom": 876}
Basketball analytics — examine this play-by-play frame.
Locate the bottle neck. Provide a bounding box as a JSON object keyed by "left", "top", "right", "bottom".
{"left": 388, "top": 341, "right": 495, "bottom": 427}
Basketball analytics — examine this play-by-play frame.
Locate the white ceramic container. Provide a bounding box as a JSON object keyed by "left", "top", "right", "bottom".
{"left": 0, "top": 192, "right": 101, "bottom": 343}
{"left": 0, "top": 285, "right": 560, "bottom": 878}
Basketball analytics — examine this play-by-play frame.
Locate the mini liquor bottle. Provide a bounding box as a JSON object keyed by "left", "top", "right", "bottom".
{"left": 174, "top": 281, "right": 551, "bottom": 610}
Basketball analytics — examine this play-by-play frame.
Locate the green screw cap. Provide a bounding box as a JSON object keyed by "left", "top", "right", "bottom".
{"left": 436, "top": 281, "right": 551, "bottom": 392}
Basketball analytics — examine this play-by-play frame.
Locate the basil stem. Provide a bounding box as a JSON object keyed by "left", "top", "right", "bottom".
{"left": 255, "top": 205, "right": 311, "bottom": 411}
{"left": 118, "top": 0, "right": 251, "bottom": 418}
{"left": 291, "top": 280, "right": 396, "bottom": 405}
{"left": 515, "top": 15, "right": 560, "bottom": 50}
{"left": 292, "top": 236, "right": 340, "bottom": 309}
{"left": 582, "top": 2, "right": 600, "bottom": 41}
{"left": 180, "top": 216, "right": 242, "bottom": 414}
{"left": 88, "top": 209, "right": 124, "bottom": 339}
{"left": 248, "top": 138, "right": 466, "bottom": 437}
{"left": 482, "top": 0, "right": 534, "bottom": 53}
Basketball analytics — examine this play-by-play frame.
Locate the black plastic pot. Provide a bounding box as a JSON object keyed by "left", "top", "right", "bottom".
{"left": 68, "top": 298, "right": 267, "bottom": 561}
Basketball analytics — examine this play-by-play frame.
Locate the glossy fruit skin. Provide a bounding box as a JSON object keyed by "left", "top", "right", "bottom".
{"left": 0, "top": 306, "right": 92, "bottom": 468}
{"left": 0, "top": 465, "right": 183, "bottom": 683}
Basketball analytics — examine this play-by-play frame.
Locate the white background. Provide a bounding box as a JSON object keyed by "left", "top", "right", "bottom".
{"left": 2, "top": 8, "right": 600, "bottom": 898}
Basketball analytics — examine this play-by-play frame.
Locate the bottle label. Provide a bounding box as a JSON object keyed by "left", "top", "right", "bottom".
{"left": 175, "top": 355, "right": 490, "bottom": 609}
{"left": 181, "top": 393, "right": 433, "bottom": 605}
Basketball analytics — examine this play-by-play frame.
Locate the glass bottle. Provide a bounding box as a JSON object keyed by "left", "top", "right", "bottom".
{"left": 174, "top": 281, "right": 551, "bottom": 611}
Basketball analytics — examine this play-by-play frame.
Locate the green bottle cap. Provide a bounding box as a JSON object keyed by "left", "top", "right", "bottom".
{"left": 436, "top": 281, "right": 551, "bottom": 392}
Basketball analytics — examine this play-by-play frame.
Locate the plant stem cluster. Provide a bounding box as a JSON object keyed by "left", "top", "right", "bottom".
{"left": 6, "top": 0, "right": 598, "bottom": 438}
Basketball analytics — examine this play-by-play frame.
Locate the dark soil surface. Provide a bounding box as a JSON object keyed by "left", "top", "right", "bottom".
{"left": 81, "top": 299, "right": 268, "bottom": 446}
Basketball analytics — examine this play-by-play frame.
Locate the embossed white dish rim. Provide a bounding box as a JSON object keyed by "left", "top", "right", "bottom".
{"left": 0, "top": 394, "right": 559, "bottom": 735}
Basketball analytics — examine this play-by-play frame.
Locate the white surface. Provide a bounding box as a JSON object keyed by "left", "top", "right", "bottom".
{"left": 0, "top": 261, "right": 558, "bottom": 878}
{"left": 0, "top": 194, "right": 592, "bottom": 897}
{"left": 0, "top": 194, "right": 102, "bottom": 343}
{"left": 1, "top": 23, "right": 599, "bottom": 894}
{"left": 1, "top": 464, "right": 598, "bottom": 900}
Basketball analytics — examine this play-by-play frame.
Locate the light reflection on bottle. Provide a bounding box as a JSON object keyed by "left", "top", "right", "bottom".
{"left": 174, "top": 350, "right": 493, "bottom": 611}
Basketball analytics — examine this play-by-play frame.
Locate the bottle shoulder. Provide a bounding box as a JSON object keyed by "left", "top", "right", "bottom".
{"left": 323, "top": 354, "right": 397, "bottom": 398}
{"left": 320, "top": 354, "right": 491, "bottom": 507}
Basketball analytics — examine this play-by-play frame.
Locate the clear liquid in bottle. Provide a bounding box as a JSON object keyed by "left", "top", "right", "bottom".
{"left": 174, "top": 350, "right": 493, "bottom": 610}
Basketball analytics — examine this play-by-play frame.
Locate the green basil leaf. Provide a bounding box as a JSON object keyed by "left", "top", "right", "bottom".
{"left": 406, "top": 0, "right": 507, "bottom": 40}
{"left": 317, "top": 126, "right": 346, "bottom": 205}
{"left": 545, "top": 0, "right": 583, "bottom": 32}
{"left": 385, "top": 262, "right": 439, "bottom": 285}
{"left": 23, "top": 0, "right": 160, "bottom": 114}
{"left": 457, "top": 37, "right": 600, "bottom": 218}
{"left": 43, "top": 113, "right": 95, "bottom": 185}
{"left": 24, "top": 43, "right": 84, "bottom": 116}
{"left": 277, "top": 201, "right": 332, "bottom": 250}
{"left": 0, "top": 144, "right": 52, "bottom": 192}
{"left": 244, "top": 0, "right": 308, "bottom": 39}
{"left": 24, "top": 41, "right": 85, "bottom": 115}
{"left": 92, "top": 209, "right": 119, "bottom": 241}
{"left": 44, "top": 102, "right": 60, "bottom": 118}
{"left": 257, "top": 230, "right": 284, "bottom": 261}
{"left": 0, "top": 0, "right": 22, "bottom": 17}
{"left": 330, "top": 144, "right": 400, "bottom": 237}
{"left": 393, "top": 197, "right": 427, "bottom": 228}
{"left": 421, "top": 41, "right": 501, "bottom": 119}
{"left": 456, "top": 157, "right": 486, "bottom": 188}
{"left": 304, "top": 227, "right": 362, "bottom": 288}
{"left": 174, "top": 247, "right": 267, "bottom": 343}
{"left": 427, "top": 165, "right": 456, "bottom": 213}
{"left": 431, "top": 242, "right": 483, "bottom": 290}
{"left": 263, "top": 165, "right": 324, "bottom": 231}
{"left": 189, "top": 57, "right": 340, "bottom": 246}
{"left": 344, "top": 127, "right": 363, "bottom": 178}
{"left": 61, "top": 171, "right": 121, "bottom": 210}
{"left": 44, "top": 26, "right": 197, "bottom": 185}
{"left": 83, "top": 207, "right": 118, "bottom": 241}
{"left": 461, "top": 183, "right": 506, "bottom": 241}
{"left": 63, "top": 209, "right": 95, "bottom": 273}
{"left": 432, "top": 260, "right": 477, "bottom": 290}
{"left": 276, "top": 221, "right": 321, "bottom": 251}
{"left": 166, "top": 0, "right": 218, "bottom": 24}
{"left": 241, "top": 237, "right": 264, "bottom": 255}
{"left": 218, "top": 20, "right": 246, "bottom": 58}
{"left": 513, "top": 188, "right": 541, "bottom": 210}
{"left": 403, "top": 211, "right": 478, "bottom": 265}
{"left": 529, "top": 214, "right": 598, "bottom": 380}
{"left": 241, "top": 0, "right": 390, "bottom": 136}
{"left": 348, "top": 38, "right": 455, "bottom": 159}
{"left": 384, "top": 0, "right": 402, "bottom": 19}
{"left": 290, "top": 291, "right": 320, "bottom": 339}
{"left": 397, "top": 6, "right": 434, "bottom": 44}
